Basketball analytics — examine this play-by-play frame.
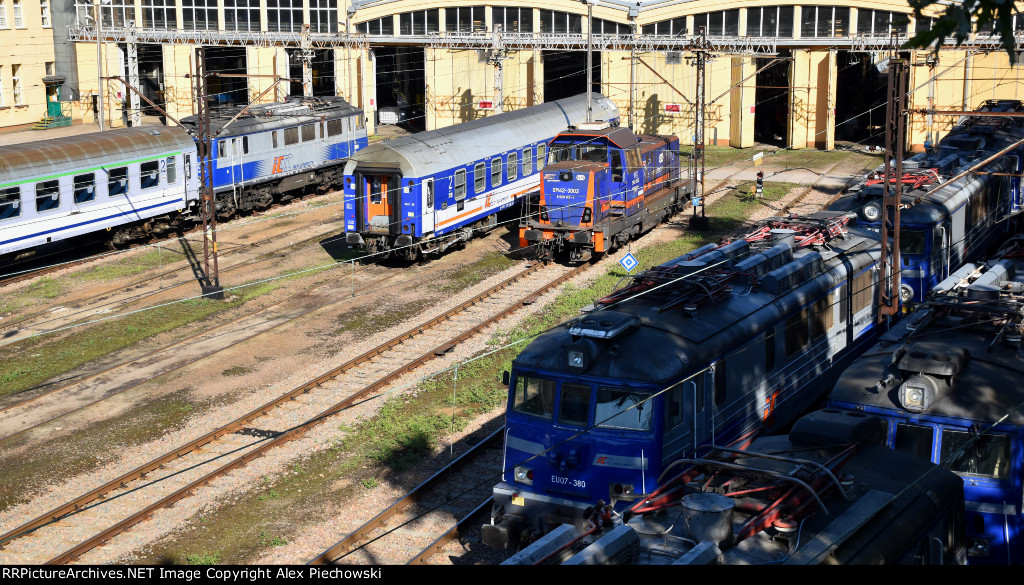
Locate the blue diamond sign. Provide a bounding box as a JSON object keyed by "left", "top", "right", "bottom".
{"left": 620, "top": 252, "right": 638, "bottom": 273}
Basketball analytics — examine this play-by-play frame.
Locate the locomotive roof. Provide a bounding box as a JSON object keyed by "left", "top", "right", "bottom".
{"left": 550, "top": 126, "right": 641, "bottom": 149}
{"left": 344, "top": 93, "right": 619, "bottom": 178}
{"left": 0, "top": 126, "right": 195, "bottom": 186}
{"left": 179, "top": 96, "right": 360, "bottom": 138}
{"left": 830, "top": 250, "right": 1024, "bottom": 427}
{"left": 514, "top": 222, "right": 882, "bottom": 385}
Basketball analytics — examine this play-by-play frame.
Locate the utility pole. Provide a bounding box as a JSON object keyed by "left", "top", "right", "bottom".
{"left": 487, "top": 24, "right": 507, "bottom": 114}
{"left": 689, "top": 27, "right": 709, "bottom": 230}
{"left": 584, "top": 0, "right": 592, "bottom": 122}
{"left": 194, "top": 47, "right": 224, "bottom": 300}
{"left": 629, "top": 16, "right": 636, "bottom": 130}
{"left": 301, "top": 24, "right": 313, "bottom": 97}
{"left": 878, "top": 34, "right": 908, "bottom": 321}
{"left": 127, "top": 23, "right": 141, "bottom": 126}
{"left": 94, "top": 0, "right": 104, "bottom": 131}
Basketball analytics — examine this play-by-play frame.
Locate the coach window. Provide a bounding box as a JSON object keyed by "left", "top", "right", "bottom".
{"left": 512, "top": 376, "right": 555, "bottom": 419}
{"left": 474, "top": 162, "right": 486, "bottom": 193}
{"left": 559, "top": 383, "right": 591, "bottom": 427}
{"left": 595, "top": 387, "right": 652, "bottom": 431}
{"left": 508, "top": 152, "right": 518, "bottom": 181}
{"left": 0, "top": 186, "right": 21, "bottom": 220}
{"left": 35, "top": 179, "right": 60, "bottom": 212}
{"left": 490, "top": 157, "right": 502, "bottom": 187}
{"left": 284, "top": 127, "right": 299, "bottom": 146}
{"left": 301, "top": 123, "right": 316, "bottom": 142}
{"left": 454, "top": 169, "right": 466, "bottom": 201}
{"left": 73, "top": 174, "right": 96, "bottom": 203}
{"left": 108, "top": 167, "right": 128, "bottom": 197}
{"left": 166, "top": 157, "right": 177, "bottom": 184}
{"left": 537, "top": 144, "right": 547, "bottom": 167}
{"left": 894, "top": 422, "right": 934, "bottom": 462}
{"left": 941, "top": 430, "right": 1010, "bottom": 479}
{"left": 522, "top": 148, "right": 532, "bottom": 175}
{"left": 141, "top": 161, "right": 160, "bottom": 190}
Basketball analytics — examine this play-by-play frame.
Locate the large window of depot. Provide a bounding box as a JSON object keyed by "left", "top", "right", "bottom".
{"left": 856, "top": 9, "right": 910, "bottom": 35}
{"left": 692, "top": 10, "right": 739, "bottom": 36}
{"left": 747, "top": 6, "right": 795, "bottom": 37}
{"left": 447, "top": 5, "right": 486, "bottom": 33}
{"left": 399, "top": 9, "right": 439, "bottom": 35}
{"left": 493, "top": 6, "right": 531, "bottom": 33}
{"left": 800, "top": 6, "right": 849, "bottom": 37}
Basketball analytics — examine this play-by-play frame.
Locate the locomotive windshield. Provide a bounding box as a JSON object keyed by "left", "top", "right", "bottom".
{"left": 512, "top": 376, "right": 555, "bottom": 419}
{"left": 511, "top": 376, "right": 654, "bottom": 431}
{"left": 899, "top": 229, "right": 927, "bottom": 255}
{"left": 546, "top": 143, "right": 609, "bottom": 165}
{"left": 595, "top": 387, "right": 653, "bottom": 431}
{"left": 940, "top": 430, "right": 1011, "bottom": 480}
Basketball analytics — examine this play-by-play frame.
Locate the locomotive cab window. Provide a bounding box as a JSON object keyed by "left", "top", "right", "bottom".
{"left": 0, "top": 186, "right": 21, "bottom": 220}
{"left": 108, "top": 167, "right": 128, "bottom": 197}
{"left": 611, "top": 150, "right": 624, "bottom": 181}
{"left": 140, "top": 161, "right": 160, "bottom": 190}
{"left": 548, "top": 143, "right": 573, "bottom": 164}
{"left": 894, "top": 422, "right": 934, "bottom": 462}
{"left": 581, "top": 145, "right": 607, "bottom": 164}
{"left": 559, "top": 383, "right": 590, "bottom": 427}
{"left": 512, "top": 376, "right": 555, "bottom": 420}
{"left": 35, "top": 180, "right": 60, "bottom": 212}
{"left": 508, "top": 152, "right": 518, "bottom": 181}
{"left": 217, "top": 140, "right": 228, "bottom": 158}
{"left": 474, "top": 162, "right": 485, "bottom": 193}
{"left": 595, "top": 387, "right": 653, "bottom": 431}
{"left": 899, "top": 229, "right": 926, "bottom": 256}
{"left": 941, "top": 429, "right": 1011, "bottom": 479}
{"left": 241, "top": 136, "right": 249, "bottom": 154}
{"left": 73, "top": 173, "right": 96, "bottom": 203}
{"left": 272, "top": 131, "right": 279, "bottom": 148}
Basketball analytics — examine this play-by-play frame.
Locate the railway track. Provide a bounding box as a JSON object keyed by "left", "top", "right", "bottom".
{"left": 309, "top": 427, "right": 506, "bottom": 566}
{"left": 0, "top": 259, "right": 588, "bottom": 564}
{"left": 0, "top": 213, "right": 351, "bottom": 348}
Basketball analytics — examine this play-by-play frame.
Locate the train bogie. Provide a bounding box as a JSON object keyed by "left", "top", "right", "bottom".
{"left": 342, "top": 94, "right": 620, "bottom": 261}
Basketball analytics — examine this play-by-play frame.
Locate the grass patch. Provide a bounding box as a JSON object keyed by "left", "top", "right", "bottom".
{"left": 705, "top": 181, "right": 799, "bottom": 233}
{"left": 185, "top": 552, "right": 220, "bottom": 565}
{"left": 333, "top": 299, "right": 433, "bottom": 338}
{"left": 441, "top": 251, "right": 517, "bottom": 293}
{"left": 80, "top": 247, "right": 185, "bottom": 282}
{"left": 222, "top": 365, "right": 255, "bottom": 377}
{"left": 23, "top": 277, "right": 68, "bottom": 299}
{"left": 0, "top": 390, "right": 201, "bottom": 512}
{"left": 702, "top": 146, "right": 882, "bottom": 173}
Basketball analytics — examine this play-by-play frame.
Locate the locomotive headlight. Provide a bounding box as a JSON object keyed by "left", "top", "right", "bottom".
{"left": 861, "top": 201, "right": 883, "bottom": 222}
{"left": 581, "top": 207, "right": 592, "bottom": 224}
{"left": 539, "top": 206, "right": 549, "bottom": 222}
{"left": 900, "top": 283, "right": 914, "bottom": 303}
{"left": 567, "top": 349, "right": 587, "bottom": 372}
{"left": 514, "top": 466, "right": 534, "bottom": 485}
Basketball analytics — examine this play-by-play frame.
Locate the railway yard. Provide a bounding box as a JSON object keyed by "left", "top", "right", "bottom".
{"left": 0, "top": 142, "right": 880, "bottom": 565}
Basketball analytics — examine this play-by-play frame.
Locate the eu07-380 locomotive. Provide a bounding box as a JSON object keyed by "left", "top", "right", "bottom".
{"left": 827, "top": 233, "right": 1024, "bottom": 565}
{"left": 0, "top": 96, "right": 366, "bottom": 263}
{"left": 483, "top": 212, "right": 892, "bottom": 550}
{"left": 519, "top": 123, "right": 691, "bottom": 262}
{"left": 341, "top": 93, "right": 620, "bottom": 261}
{"left": 828, "top": 99, "right": 1024, "bottom": 303}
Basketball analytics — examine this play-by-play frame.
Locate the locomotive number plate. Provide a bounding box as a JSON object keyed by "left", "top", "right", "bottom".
{"left": 551, "top": 475, "right": 586, "bottom": 488}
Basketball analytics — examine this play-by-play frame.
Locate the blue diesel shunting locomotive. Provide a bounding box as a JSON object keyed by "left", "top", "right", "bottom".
{"left": 519, "top": 123, "right": 690, "bottom": 262}
{"left": 341, "top": 93, "right": 620, "bottom": 260}
{"left": 483, "top": 213, "right": 891, "bottom": 550}
{"left": 828, "top": 99, "right": 1024, "bottom": 303}
{"left": 827, "top": 233, "right": 1024, "bottom": 565}
{"left": 181, "top": 96, "right": 367, "bottom": 217}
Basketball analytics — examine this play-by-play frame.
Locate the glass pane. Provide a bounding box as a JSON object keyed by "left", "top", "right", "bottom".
{"left": 166, "top": 157, "right": 177, "bottom": 184}
{"left": 141, "top": 161, "right": 160, "bottom": 189}
{"left": 0, "top": 186, "right": 21, "bottom": 219}
{"left": 725, "top": 9, "right": 739, "bottom": 35}
{"left": 35, "top": 179, "right": 60, "bottom": 212}
{"left": 833, "top": 7, "right": 849, "bottom": 36}
{"left": 778, "top": 7, "right": 794, "bottom": 37}
{"left": 941, "top": 430, "right": 1011, "bottom": 479}
{"left": 559, "top": 383, "right": 591, "bottom": 426}
{"left": 894, "top": 422, "right": 934, "bottom": 461}
{"left": 899, "top": 229, "right": 926, "bottom": 255}
{"left": 491, "top": 157, "right": 501, "bottom": 185}
{"left": 74, "top": 173, "right": 95, "bottom": 203}
{"left": 512, "top": 376, "right": 555, "bottom": 419}
{"left": 474, "top": 163, "right": 485, "bottom": 192}
{"left": 595, "top": 387, "right": 653, "bottom": 430}
{"left": 108, "top": 167, "right": 128, "bottom": 196}
{"left": 508, "top": 153, "right": 517, "bottom": 181}
{"left": 801, "top": 7, "right": 817, "bottom": 37}
{"left": 747, "top": 8, "right": 762, "bottom": 36}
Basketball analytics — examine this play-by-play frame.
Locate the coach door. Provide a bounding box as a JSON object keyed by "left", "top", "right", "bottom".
{"left": 360, "top": 172, "right": 400, "bottom": 234}
{"left": 422, "top": 179, "right": 435, "bottom": 232}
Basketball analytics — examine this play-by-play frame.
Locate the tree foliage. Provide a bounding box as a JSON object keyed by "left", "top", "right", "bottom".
{"left": 904, "top": 0, "right": 1020, "bottom": 63}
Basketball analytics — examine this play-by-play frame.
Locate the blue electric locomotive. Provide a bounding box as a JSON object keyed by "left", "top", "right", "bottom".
{"left": 828, "top": 99, "right": 1024, "bottom": 303}
{"left": 341, "top": 94, "right": 620, "bottom": 261}
{"left": 483, "top": 213, "right": 891, "bottom": 550}
{"left": 827, "top": 233, "right": 1024, "bottom": 565}
{"left": 519, "top": 124, "right": 690, "bottom": 262}
{"left": 180, "top": 96, "right": 367, "bottom": 217}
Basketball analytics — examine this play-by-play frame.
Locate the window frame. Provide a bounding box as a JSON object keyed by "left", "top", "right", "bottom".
{"left": 0, "top": 185, "right": 21, "bottom": 220}
{"left": 490, "top": 156, "right": 502, "bottom": 187}
{"left": 73, "top": 173, "right": 96, "bottom": 203}
{"left": 474, "top": 162, "right": 486, "bottom": 194}
{"left": 508, "top": 152, "right": 518, "bottom": 182}
{"left": 140, "top": 160, "right": 160, "bottom": 190}
{"left": 35, "top": 179, "right": 61, "bottom": 213}
{"left": 108, "top": 166, "right": 129, "bottom": 197}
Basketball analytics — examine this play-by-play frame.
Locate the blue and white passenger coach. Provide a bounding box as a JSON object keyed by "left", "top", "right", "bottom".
{"left": 484, "top": 213, "right": 890, "bottom": 549}
{"left": 829, "top": 99, "right": 1024, "bottom": 303}
{"left": 342, "top": 93, "right": 620, "bottom": 260}
{"left": 181, "top": 96, "right": 366, "bottom": 217}
{"left": 0, "top": 126, "right": 199, "bottom": 259}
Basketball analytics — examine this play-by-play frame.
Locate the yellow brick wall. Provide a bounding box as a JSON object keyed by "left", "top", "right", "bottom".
{"left": 0, "top": 0, "right": 58, "bottom": 129}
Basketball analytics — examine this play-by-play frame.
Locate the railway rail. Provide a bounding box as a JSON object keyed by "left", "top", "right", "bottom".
{"left": 0, "top": 259, "right": 588, "bottom": 564}
{"left": 309, "top": 427, "right": 506, "bottom": 566}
